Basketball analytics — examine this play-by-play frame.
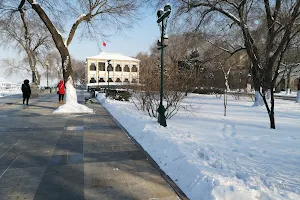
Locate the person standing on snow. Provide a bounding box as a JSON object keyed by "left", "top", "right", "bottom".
{"left": 21, "top": 79, "right": 31, "bottom": 105}
{"left": 57, "top": 80, "right": 65, "bottom": 103}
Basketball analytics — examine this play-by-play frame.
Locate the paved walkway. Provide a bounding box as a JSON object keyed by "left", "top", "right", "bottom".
{"left": 0, "top": 90, "right": 180, "bottom": 200}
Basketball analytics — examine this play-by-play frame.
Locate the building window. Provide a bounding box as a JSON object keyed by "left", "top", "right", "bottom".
{"left": 115, "top": 64, "right": 122, "bottom": 72}
{"left": 89, "top": 78, "right": 96, "bottom": 83}
{"left": 132, "top": 65, "right": 138, "bottom": 72}
{"left": 124, "top": 78, "right": 129, "bottom": 82}
{"left": 108, "top": 78, "right": 113, "bottom": 82}
{"left": 107, "top": 64, "right": 113, "bottom": 72}
{"left": 116, "top": 78, "right": 121, "bottom": 82}
{"left": 89, "top": 63, "right": 96, "bottom": 71}
{"left": 99, "top": 78, "right": 105, "bottom": 82}
{"left": 132, "top": 78, "right": 137, "bottom": 83}
{"left": 124, "top": 65, "right": 130, "bottom": 72}
{"left": 98, "top": 62, "right": 105, "bottom": 71}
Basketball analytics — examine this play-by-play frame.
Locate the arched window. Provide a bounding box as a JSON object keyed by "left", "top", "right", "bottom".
{"left": 124, "top": 65, "right": 130, "bottom": 72}
{"left": 89, "top": 78, "right": 96, "bottom": 83}
{"left": 116, "top": 78, "right": 121, "bottom": 82}
{"left": 131, "top": 78, "right": 137, "bottom": 83}
{"left": 89, "top": 63, "right": 96, "bottom": 71}
{"left": 107, "top": 64, "right": 113, "bottom": 72}
{"left": 115, "top": 64, "right": 122, "bottom": 72}
{"left": 132, "top": 65, "right": 138, "bottom": 72}
{"left": 98, "top": 62, "right": 105, "bottom": 71}
{"left": 108, "top": 78, "right": 113, "bottom": 82}
{"left": 99, "top": 78, "right": 105, "bottom": 82}
{"left": 124, "top": 78, "right": 129, "bottom": 82}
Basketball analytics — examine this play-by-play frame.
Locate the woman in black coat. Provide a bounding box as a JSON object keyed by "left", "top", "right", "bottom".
{"left": 21, "top": 79, "right": 31, "bottom": 105}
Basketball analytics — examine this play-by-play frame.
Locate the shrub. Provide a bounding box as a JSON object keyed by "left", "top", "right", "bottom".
{"left": 192, "top": 87, "right": 224, "bottom": 94}
{"left": 106, "top": 89, "right": 131, "bottom": 101}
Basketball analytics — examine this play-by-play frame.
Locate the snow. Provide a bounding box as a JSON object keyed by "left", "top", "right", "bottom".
{"left": 77, "top": 14, "right": 87, "bottom": 21}
{"left": 0, "top": 90, "right": 21, "bottom": 98}
{"left": 53, "top": 76, "right": 93, "bottom": 114}
{"left": 63, "top": 56, "right": 69, "bottom": 71}
{"left": 276, "top": 91, "right": 297, "bottom": 97}
{"left": 86, "top": 52, "right": 140, "bottom": 62}
{"left": 96, "top": 92, "right": 300, "bottom": 200}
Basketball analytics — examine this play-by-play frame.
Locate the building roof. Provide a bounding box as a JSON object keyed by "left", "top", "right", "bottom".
{"left": 86, "top": 52, "right": 140, "bottom": 62}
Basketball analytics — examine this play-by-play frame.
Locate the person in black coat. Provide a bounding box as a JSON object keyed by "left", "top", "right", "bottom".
{"left": 21, "top": 79, "right": 31, "bottom": 105}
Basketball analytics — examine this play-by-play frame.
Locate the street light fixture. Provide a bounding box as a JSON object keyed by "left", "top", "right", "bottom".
{"left": 156, "top": 4, "right": 171, "bottom": 127}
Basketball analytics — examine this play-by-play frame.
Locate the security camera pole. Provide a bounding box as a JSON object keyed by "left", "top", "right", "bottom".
{"left": 156, "top": 4, "right": 171, "bottom": 127}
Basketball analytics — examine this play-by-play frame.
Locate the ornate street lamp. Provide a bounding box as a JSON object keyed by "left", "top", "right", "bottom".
{"left": 156, "top": 4, "right": 171, "bottom": 127}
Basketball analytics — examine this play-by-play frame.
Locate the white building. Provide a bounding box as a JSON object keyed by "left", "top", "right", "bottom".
{"left": 86, "top": 52, "right": 140, "bottom": 88}
{"left": 0, "top": 78, "right": 21, "bottom": 91}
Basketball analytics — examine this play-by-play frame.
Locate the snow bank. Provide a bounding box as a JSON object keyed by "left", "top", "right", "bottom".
{"left": 97, "top": 93, "right": 300, "bottom": 200}
{"left": 54, "top": 76, "right": 93, "bottom": 114}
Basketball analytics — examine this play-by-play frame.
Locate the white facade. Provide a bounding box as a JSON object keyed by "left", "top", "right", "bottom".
{"left": 0, "top": 78, "right": 21, "bottom": 90}
{"left": 86, "top": 52, "right": 140, "bottom": 87}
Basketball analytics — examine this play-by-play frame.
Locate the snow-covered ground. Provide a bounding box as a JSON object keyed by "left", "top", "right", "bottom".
{"left": 275, "top": 91, "right": 298, "bottom": 97}
{"left": 0, "top": 90, "right": 21, "bottom": 98}
{"left": 97, "top": 93, "right": 300, "bottom": 200}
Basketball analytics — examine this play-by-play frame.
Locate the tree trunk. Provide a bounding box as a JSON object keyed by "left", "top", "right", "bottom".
{"left": 28, "top": 1, "right": 74, "bottom": 85}
{"left": 269, "top": 89, "right": 276, "bottom": 129}
{"left": 60, "top": 48, "right": 73, "bottom": 85}
{"left": 269, "top": 112, "right": 275, "bottom": 129}
{"left": 225, "top": 77, "right": 230, "bottom": 91}
{"left": 253, "top": 90, "right": 264, "bottom": 106}
{"left": 286, "top": 70, "right": 291, "bottom": 95}
{"left": 296, "top": 91, "right": 300, "bottom": 103}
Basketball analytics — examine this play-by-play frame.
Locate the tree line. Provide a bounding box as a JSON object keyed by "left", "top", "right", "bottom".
{"left": 1, "top": 0, "right": 300, "bottom": 128}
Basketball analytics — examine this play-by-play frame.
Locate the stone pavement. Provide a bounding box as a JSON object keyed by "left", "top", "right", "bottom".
{"left": 0, "top": 90, "right": 183, "bottom": 200}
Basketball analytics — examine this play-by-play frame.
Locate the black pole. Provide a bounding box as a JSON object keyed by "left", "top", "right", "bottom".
{"left": 157, "top": 19, "right": 167, "bottom": 127}
{"left": 97, "top": 65, "right": 99, "bottom": 91}
{"left": 108, "top": 70, "right": 110, "bottom": 90}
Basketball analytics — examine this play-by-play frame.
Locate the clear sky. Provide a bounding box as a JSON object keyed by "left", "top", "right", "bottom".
{"left": 0, "top": 8, "right": 160, "bottom": 83}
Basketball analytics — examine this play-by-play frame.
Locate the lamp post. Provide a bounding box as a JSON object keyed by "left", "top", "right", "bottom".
{"left": 107, "top": 60, "right": 112, "bottom": 93}
{"left": 156, "top": 4, "right": 171, "bottom": 127}
{"left": 84, "top": 61, "right": 87, "bottom": 88}
{"left": 45, "top": 61, "right": 49, "bottom": 88}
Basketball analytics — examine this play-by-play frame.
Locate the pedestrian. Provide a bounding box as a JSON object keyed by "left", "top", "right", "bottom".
{"left": 57, "top": 80, "right": 65, "bottom": 103}
{"left": 21, "top": 79, "right": 31, "bottom": 105}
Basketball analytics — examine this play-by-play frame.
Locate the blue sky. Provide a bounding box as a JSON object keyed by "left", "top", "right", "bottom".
{"left": 67, "top": 11, "right": 159, "bottom": 60}
{"left": 0, "top": 8, "right": 160, "bottom": 82}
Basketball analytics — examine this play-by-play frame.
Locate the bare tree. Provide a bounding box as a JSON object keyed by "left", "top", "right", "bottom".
{"left": 72, "top": 59, "right": 85, "bottom": 85}
{"left": 14, "top": 0, "right": 144, "bottom": 105}
{"left": 162, "top": 0, "right": 300, "bottom": 129}
{"left": 0, "top": 7, "right": 53, "bottom": 84}
{"left": 134, "top": 51, "right": 188, "bottom": 119}
{"left": 276, "top": 45, "right": 300, "bottom": 94}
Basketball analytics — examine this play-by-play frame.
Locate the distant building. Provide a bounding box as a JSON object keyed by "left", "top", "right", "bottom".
{"left": 0, "top": 78, "right": 21, "bottom": 90}
{"left": 86, "top": 52, "right": 140, "bottom": 89}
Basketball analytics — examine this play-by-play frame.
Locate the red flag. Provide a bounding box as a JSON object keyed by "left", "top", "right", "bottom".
{"left": 102, "top": 42, "right": 106, "bottom": 47}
